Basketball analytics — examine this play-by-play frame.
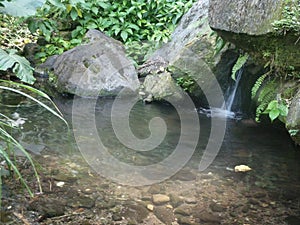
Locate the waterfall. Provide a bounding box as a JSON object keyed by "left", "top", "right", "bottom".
{"left": 221, "top": 68, "right": 243, "bottom": 112}
{"left": 198, "top": 68, "right": 243, "bottom": 119}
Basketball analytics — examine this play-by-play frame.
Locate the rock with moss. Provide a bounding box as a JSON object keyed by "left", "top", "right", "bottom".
{"left": 41, "top": 29, "right": 139, "bottom": 98}
{"left": 140, "top": 72, "right": 185, "bottom": 103}
{"left": 140, "top": 0, "right": 238, "bottom": 106}
{"left": 208, "top": 0, "right": 300, "bottom": 70}
{"left": 286, "top": 89, "right": 300, "bottom": 144}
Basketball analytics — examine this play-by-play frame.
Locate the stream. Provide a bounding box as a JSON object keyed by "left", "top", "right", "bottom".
{"left": 1, "top": 90, "right": 300, "bottom": 224}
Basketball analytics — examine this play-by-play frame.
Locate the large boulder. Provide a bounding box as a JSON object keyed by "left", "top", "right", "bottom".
{"left": 209, "top": 0, "right": 285, "bottom": 35}
{"left": 208, "top": 0, "right": 300, "bottom": 69}
{"left": 139, "top": 0, "right": 239, "bottom": 107}
{"left": 45, "top": 29, "right": 139, "bottom": 97}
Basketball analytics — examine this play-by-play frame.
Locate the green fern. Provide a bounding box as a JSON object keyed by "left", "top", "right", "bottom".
{"left": 255, "top": 80, "right": 278, "bottom": 122}
{"left": 231, "top": 53, "right": 249, "bottom": 80}
{"left": 251, "top": 72, "right": 270, "bottom": 99}
{"left": 0, "top": 48, "right": 35, "bottom": 84}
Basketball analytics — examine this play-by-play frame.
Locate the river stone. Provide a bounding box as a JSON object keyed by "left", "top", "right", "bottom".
{"left": 152, "top": 194, "right": 170, "bottom": 205}
{"left": 120, "top": 202, "right": 149, "bottom": 224}
{"left": 153, "top": 206, "right": 175, "bottom": 225}
{"left": 195, "top": 210, "right": 222, "bottom": 223}
{"left": 174, "top": 204, "right": 193, "bottom": 216}
{"left": 286, "top": 89, "right": 300, "bottom": 144}
{"left": 47, "top": 29, "right": 139, "bottom": 97}
{"left": 28, "top": 197, "right": 66, "bottom": 218}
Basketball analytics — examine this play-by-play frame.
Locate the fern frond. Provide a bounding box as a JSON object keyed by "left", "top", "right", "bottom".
{"left": 231, "top": 53, "right": 249, "bottom": 80}
{"left": 251, "top": 72, "right": 270, "bottom": 99}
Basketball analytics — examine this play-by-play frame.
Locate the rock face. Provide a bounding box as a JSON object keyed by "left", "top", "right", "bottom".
{"left": 208, "top": 0, "right": 300, "bottom": 69}
{"left": 140, "top": 0, "right": 238, "bottom": 107}
{"left": 286, "top": 89, "right": 300, "bottom": 144}
{"left": 48, "top": 29, "right": 139, "bottom": 97}
{"left": 209, "top": 0, "right": 284, "bottom": 35}
{"left": 141, "top": 72, "right": 184, "bottom": 102}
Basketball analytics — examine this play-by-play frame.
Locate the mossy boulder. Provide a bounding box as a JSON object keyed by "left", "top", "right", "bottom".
{"left": 286, "top": 89, "right": 300, "bottom": 144}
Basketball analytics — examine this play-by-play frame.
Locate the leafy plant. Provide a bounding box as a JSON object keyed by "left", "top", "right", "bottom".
{"left": 231, "top": 53, "right": 248, "bottom": 81}
{"left": 176, "top": 75, "right": 195, "bottom": 92}
{"left": 272, "top": 1, "right": 300, "bottom": 36}
{"left": 263, "top": 99, "right": 288, "bottom": 122}
{"left": 0, "top": 48, "right": 35, "bottom": 84}
{"left": 26, "top": 0, "right": 196, "bottom": 63}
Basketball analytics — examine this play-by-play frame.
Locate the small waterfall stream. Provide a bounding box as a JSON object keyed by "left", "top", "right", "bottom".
{"left": 199, "top": 68, "right": 243, "bottom": 119}
{"left": 221, "top": 68, "right": 243, "bottom": 112}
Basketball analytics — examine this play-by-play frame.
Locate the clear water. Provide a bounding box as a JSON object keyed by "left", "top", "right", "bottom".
{"left": 1, "top": 91, "right": 300, "bottom": 192}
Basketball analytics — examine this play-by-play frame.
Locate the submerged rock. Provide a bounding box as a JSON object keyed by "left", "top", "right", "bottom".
{"left": 41, "top": 29, "right": 139, "bottom": 97}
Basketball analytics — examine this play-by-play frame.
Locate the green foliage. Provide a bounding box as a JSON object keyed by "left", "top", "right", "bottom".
{"left": 272, "top": 1, "right": 300, "bottom": 35}
{"left": 264, "top": 99, "right": 288, "bottom": 122}
{"left": 26, "top": 0, "right": 195, "bottom": 63}
{"left": 231, "top": 53, "right": 248, "bottom": 81}
{"left": 289, "top": 129, "right": 299, "bottom": 136}
{"left": 176, "top": 75, "right": 195, "bottom": 92}
{"left": 211, "top": 32, "right": 227, "bottom": 56}
{"left": 251, "top": 72, "right": 269, "bottom": 100}
{"left": 254, "top": 79, "right": 278, "bottom": 122}
{"left": 0, "top": 14, "right": 36, "bottom": 50}
{"left": 0, "top": 48, "right": 36, "bottom": 84}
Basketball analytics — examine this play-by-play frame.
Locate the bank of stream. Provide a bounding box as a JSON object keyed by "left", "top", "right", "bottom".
{"left": 0, "top": 92, "right": 300, "bottom": 225}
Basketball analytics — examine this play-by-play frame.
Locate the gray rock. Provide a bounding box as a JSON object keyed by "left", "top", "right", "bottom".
{"left": 209, "top": 202, "right": 225, "bottom": 212}
{"left": 195, "top": 210, "right": 222, "bottom": 223}
{"left": 47, "top": 29, "right": 139, "bottom": 97}
{"left": 174, "top": 204, "right": 193, "bottom": 216}
{"left": 120, "top": 202, "right": 149, "bottom": 224}
{"left": 209, "top": 0, "right": 284, "bottom": 35}
{"left": 28, "top": 197, "right": 65, "bottom": 218}
{"left": 141, "top": 72, "right": 185, "bottom": 102}
{"left": 152, "top": 194, "right": 170, "bottom": 205}
{"left": 286, "top": 88, "right": 300, "bottom": 144}
{"left": 153, "top": 206, "right": 175, "bottom": 225}
{"left": 140, "top": 0, "right": 237, "bottom": 106}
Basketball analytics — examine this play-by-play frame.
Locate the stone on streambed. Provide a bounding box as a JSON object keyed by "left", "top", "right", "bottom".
{"left": 28, "top": 197, "right": 66, "bottom": 219}
{"left": 120, "top": 202, "right": 149, "bottom": 224}
{"left": 39, "top": 29, "right": 139, "bottom": 97}
{"left": 152, "top": 194, "right": 170, "bottom": 205}
{"left": 153, "top": 206, "right": 175, "bottom": 225}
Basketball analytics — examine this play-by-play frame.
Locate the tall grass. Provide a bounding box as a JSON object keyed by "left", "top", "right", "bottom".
{"left": 0, "top": 79, "right": 68, "bottom": 205}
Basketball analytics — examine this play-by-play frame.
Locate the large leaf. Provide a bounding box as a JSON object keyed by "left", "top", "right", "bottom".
{"left": 0, "top": 0, "right": 46, "bottom": 16}
{"left": 0, "top": 49, "right": 35, "bottom": 84}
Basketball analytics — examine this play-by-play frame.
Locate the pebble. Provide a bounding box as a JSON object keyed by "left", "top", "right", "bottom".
{"left": 209, "top": 202, "right": 225, "bottom": 212}
{"left": 152, "top": 194, "right": 170, "bottom": 205}
{"left": 174, "top": 204, "right": 192, "bottom": 216}
{"left": 196, "top": 210, "right": 222, "bottom": 223}
{"left": 147, "top": 204, "right": 154, "bottom": 211}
